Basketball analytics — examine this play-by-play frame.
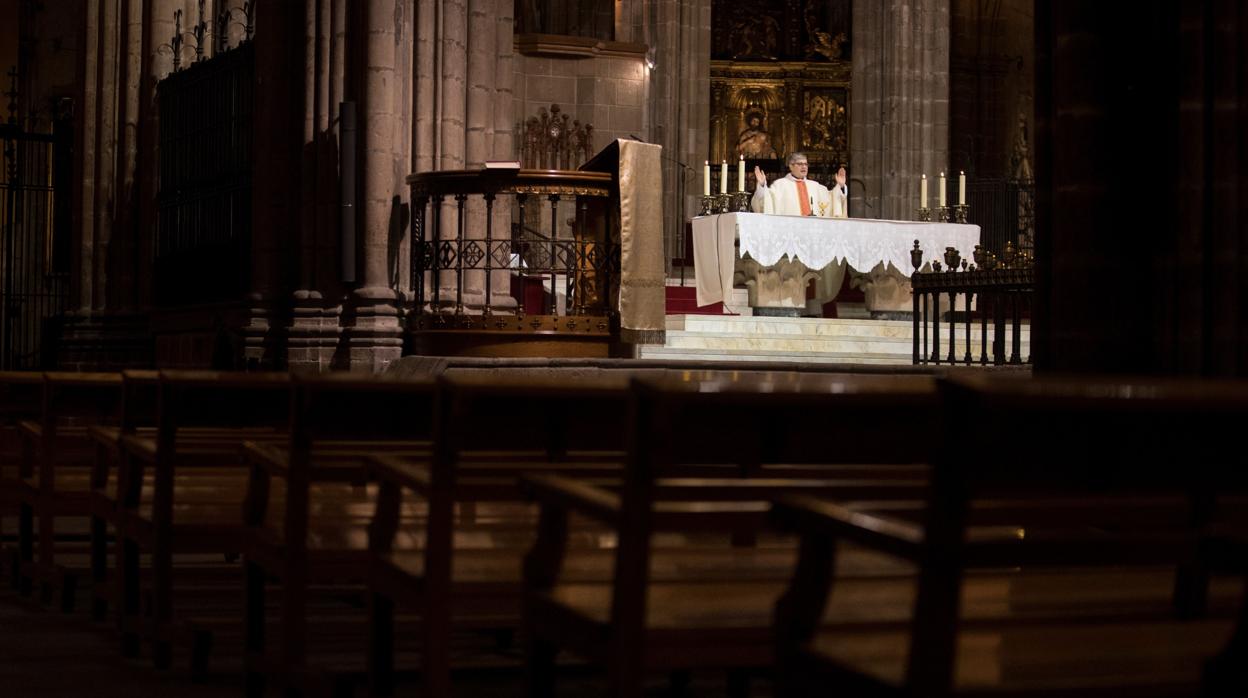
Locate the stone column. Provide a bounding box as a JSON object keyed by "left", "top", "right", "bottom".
{"left": 647, "top": 0, "right": 712, "bottom": 270}
{"left": 851, "top": 0, "right": 950, "bottom": 221}
{"left": 342, "top": 0, "right": 409, "bottom": 371}
{"left": 73, "top": 1, "right": 100, "bottom": 313}
{"left": 287, "top": 0, "right": 348, "bottom": 372}
{"left": 245, "top": 1, "right": 302, "bottom": 367}
{"left": 411, "top": 0, "right": 513, "bottom": 314}
{"left": 1032, "top": 1, "right": 1248, "bottom": 376}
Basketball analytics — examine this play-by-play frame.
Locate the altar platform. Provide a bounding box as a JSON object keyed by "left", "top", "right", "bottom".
{"left": 640, "top": 291, "right": 1030, "bottom": 366}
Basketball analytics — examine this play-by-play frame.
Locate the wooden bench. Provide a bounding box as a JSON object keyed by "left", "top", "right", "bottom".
{"left": 366, "top": 373, "right": 636, "bottom": 697}
{"left": 14, "top": 372, "right": 123, "bottom": 610}
{"left": 241, "top": 373, "right": 439, "bottom": 697}
{"left": 87, "top": 369, "right": 159, "bottom": 620}
{"left": 522, "top": 372, "right": 939, "bottom": 698}
{"left": 0, "top": 371, "right": 45, "bottom": 588}
{"left": 772, "top": 373, "right": 1248, "bottom": 697}
{"left": 112, "top": 370, "right": 293, "bottom": 666}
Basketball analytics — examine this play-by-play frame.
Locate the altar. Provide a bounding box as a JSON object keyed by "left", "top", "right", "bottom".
{"left": 691, "top": 213, "right": 981, "bottom": 315}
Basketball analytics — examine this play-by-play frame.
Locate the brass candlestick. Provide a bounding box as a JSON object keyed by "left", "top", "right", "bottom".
{"left": 699, "top": 195, "right": 716, "bottom": 216}
{"left": 917, "top": 207, "right": 932, "bottom": 222}
{"left": 717, "top": 193, "right": 732, "bottom": 214}
{"left": 954, "top": 204, "right": 969, "bottom": 224}
{"left": 936, "top": 205, "right": 951, "bottom": 223}
{"left": 733, "top": 191, "right": 751, "bottom": 213}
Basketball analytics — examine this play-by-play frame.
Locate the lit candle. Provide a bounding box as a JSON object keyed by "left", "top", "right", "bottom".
{"left": 703, "top": 160, "right": 710, "bottom": 197}
{"left": 920, "top": 174, "right": 928, "bottom": 209}
{"left": 958, "top": 171, "right": 966, "bottom": 206}
{"left": 720, "top": 160, "right": 728, "bottom": 194}
{"left": 938, "top": 172, "right": 946, "bottom": 208}
{"left": 738, "top": 155, "right": 746, "bottom": 192}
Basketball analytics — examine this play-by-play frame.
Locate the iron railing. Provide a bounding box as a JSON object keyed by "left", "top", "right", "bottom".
{"left": 910, "top": 245, "right": 1033, "bottom": 366}
{"left": 155, "top": 40, "right": 253, "bottom": 306}
{"left": 0, "top": 121, "right": 72, "bottom": 369}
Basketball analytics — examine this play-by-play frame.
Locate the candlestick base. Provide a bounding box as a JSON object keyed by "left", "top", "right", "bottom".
{"left": 733, "top": 191, "right": 751, "bottom": 213}
{"left": 954, "top": 204, "right": 969, "bottom": 224}
{"left": 917, "top": 207, "right": 932, "bottom": 222}
{"left": 717, "top": 193, "right": 733, "bottom": 214}
{"left": 699, "top": 195, "right": 716, "bottom": 216}
{"left": 936, "top": 206, "right": 951, "bottom": 223}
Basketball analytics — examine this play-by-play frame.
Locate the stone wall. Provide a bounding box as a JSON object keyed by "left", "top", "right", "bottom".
{"left": 513, "top": 52, "right": 649, "bottom": 160}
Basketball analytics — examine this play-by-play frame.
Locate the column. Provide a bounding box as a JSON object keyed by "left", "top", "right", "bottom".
{"left": 850, "top": 0, "right": 950, "bottom": 221}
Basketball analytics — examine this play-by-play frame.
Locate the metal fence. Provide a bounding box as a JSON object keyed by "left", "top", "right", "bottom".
{"left": 966, "top": 178, "right": 1034, "bottom": 257}
{"left": 155, "top": 40, "right": 254, "bottom": 306}
{"left": 0, "top": 121, "right": 72, "bottom": 369}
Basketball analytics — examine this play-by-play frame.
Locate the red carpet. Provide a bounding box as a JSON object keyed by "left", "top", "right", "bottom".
{"left": 665, "top": 285, "right": 725, "bottom": 315}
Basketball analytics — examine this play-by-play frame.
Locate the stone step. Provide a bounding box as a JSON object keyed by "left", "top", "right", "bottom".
{"left": 661, "top": 332, "right": 1028, "bottom": 356}
{"left": 667, "top": 315, "right": 1031, "bottom": 341}
{"left": 636, "top": 346, "right": 913, "bottom": 365}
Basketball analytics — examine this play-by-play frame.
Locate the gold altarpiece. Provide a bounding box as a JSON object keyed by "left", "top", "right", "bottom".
{"left": 710, "top": 60, "right": 851, "bottom": 175}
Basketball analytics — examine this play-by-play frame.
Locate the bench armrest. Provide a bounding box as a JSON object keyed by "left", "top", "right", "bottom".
{"left": 368, "top": 454, "right": 432, "bottom": 494}
{"left": 772, "top": 494, "right": 924, "bottom": 560}
{"left": 523, "top": 473, "right": 621, "bottom": 526}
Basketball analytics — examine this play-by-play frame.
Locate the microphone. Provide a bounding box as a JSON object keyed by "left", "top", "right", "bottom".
{"left": 629, "top": 134, "right": 697, "bottom": 179}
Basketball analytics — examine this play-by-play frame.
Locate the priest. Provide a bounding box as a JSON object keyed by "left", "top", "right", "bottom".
{"left": 751, "top": 152, "right": 835, "bottom": 217}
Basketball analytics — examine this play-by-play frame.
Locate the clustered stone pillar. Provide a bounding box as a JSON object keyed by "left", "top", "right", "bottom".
{"left": 1032, "top": 1, "right": 1248, "bottom": 376}
{"left": 850, "top": 0, "right": 951, "bottom": 221}
{"left": 646, "top": 0, "right": 713, "bottom": 271}
{"left": 413, "top": 0, "right": 515, "bottom": 314}
{"left": 342, "top": 0, "right": 413, "bottom": 371}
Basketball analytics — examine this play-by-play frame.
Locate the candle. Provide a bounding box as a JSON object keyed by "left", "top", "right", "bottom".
{"left": 703, "top": 160, "right": 710, "bottom": 197}
{"left": 958, "top": 171, "right": 966, "bottom": 206}
{"left": 720, "top": 160, "right": 728, "bottom": 194}
{"left": 938, "top": 172, "right": 946, "bottom": 208}
{"left": 738, "top": 155, "right": 746, "bottom": 192}
{"left": 920, "top": 174, "right": 928, "bottom": 209}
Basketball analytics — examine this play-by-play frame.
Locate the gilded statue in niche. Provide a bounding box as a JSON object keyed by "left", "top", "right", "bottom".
{"left": 737, "top": 110, "right": 778, "bottom": 159}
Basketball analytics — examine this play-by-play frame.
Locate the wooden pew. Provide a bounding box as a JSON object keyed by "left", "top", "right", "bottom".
{"left": 241, "top": 373, "right": 439, "bottom": 698}
{"left": 0, "top": 371, "right": 45, "bottom": 588}
{"left": 771, "top": 373, "right": 1248, "bottom": 697}
{"left": 14, "top": 372, "right": 123, "bottom": 609}
{"left": 522, "top": 372, "right": 939, "bottom": 698}
{"left": 87, "top": 369, "right": 159, "bottom": 620}
{"left": 113, "top": 370, "right": 293, "bottom": 666}
{"left": 366, "top": 373, "right": 635, "bottom": 698}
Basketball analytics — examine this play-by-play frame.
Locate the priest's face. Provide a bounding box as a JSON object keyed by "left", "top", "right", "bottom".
{"left": 789, "top": 158, "right": 809, "bottom": 180}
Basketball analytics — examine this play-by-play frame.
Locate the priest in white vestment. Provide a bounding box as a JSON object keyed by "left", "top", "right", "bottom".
{"left": 751, "top": 152, "right": 836, "bottom": 217}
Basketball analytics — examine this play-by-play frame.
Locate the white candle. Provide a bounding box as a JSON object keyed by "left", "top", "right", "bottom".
{"left": 920, "top": 174, "right": 928, "bottom": 209}
{"left": 703, "top": 161, "right": 710, "bottom": 197}
{"left": 958, "top": 171, "right": 966, "bottom": 206}
{"left": 738, "top": 155, "right": 746, "bottom": 192}
{"left": 938, "top": 172, "right": 946, "bottom": 208}
{"left": 720, "top": 160, "right": 728, "bottom": 194}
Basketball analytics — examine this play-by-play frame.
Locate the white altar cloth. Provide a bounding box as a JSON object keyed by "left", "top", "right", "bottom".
{"left": 691, "top": 212, "right": 981, "bottom": 307}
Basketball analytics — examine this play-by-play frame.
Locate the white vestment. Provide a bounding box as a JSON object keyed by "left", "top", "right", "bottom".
{"left": 751, "top": 174, "right": 834, "bottom": 217}
{"left": 831, "top": 183, "right": 849, "bottom": 218}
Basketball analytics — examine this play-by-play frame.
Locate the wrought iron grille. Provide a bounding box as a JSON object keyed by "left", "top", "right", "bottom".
{"left": 966, "top": 178, "right": 1035, "bottom": 257}
{"left": 155, "top": 40, "right": 253, "bottom": 306}
{"left": 0, "top": 122, "right": 72, "bottom": 369}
